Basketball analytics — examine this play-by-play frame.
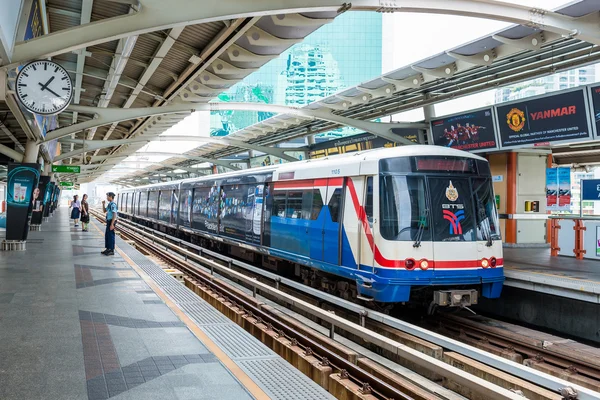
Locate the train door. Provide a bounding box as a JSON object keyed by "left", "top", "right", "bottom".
{"left": 308, "top": 183, "right": 325, "bottom": 261}
{"left": 322, "top": 178, "right": 343, "bottom": 265}
{"left": 360, "top": 176, "right": 375, "bottom": 272}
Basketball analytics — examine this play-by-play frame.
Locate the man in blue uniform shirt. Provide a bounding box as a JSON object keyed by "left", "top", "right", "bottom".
{"left": 101, "top": 192, "right": 118, "bottom": 256}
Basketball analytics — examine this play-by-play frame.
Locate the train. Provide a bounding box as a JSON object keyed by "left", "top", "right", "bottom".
{"left": 118, "top": 145, "right": 504, "bottom": 307}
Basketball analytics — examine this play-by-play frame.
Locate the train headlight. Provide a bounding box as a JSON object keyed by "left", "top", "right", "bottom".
{"left": 405, "top": 258, "right": 416, "bottom": 270}
{"left": 490, "top": 257, "right": 497, "bottom": 268}
{"left": 419, "top": 259, "right": 429, "bottom": 270}
{"left": 481, "top": 258, "right": 490, "bottom": 268}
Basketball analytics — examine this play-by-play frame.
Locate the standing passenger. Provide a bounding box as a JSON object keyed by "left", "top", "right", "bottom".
{"left": 101, "top": 192, "right": 118, "bottom": 256}
{"left": 70, "top": 195, "right": 81, "bottom": 227}
{"left": 80, "top": 194, "right": 89, "bottom": 232}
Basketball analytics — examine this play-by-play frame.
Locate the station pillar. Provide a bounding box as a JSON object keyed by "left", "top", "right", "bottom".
{"left": 23, "top": 140, "right": 40, "bottom": 164}
{"left": 505, "top": 152, "right": 517, "bottom": 244}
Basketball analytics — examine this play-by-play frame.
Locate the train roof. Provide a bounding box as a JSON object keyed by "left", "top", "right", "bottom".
{"left": 122, "top": 145, "right": 486, "bottom": 191}
{"left": 275, "top": 145, "right": 486, "bottom": 173}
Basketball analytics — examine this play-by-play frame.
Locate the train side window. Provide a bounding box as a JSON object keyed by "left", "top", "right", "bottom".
{"left": 171, "top": 190, "right": 179, "bottom": 224}
{"left": 328, "top": 188, "right": 342, "bottom": 223}
{"left": 365, "top": 177, "right": 373, "bottom": 228}
{"left": 310, "top": 189, "right": 323, "bottom": 220}
{"left": 300, "top": 191, "right": 313, "bottom": 220}
{"left": 158, "top": 190, "right": 171, "bottom": 222}
{"left": 286, "top": 190, "right": 303, "bottom": 219}
{"left": 148, "top": 191, "right": 159, "bottom": 219}
{"left": 273, "top": 190, "right": 286, "bottom": 217}
{"left": 139, "top": 191, "right": 148, "bottom": 216}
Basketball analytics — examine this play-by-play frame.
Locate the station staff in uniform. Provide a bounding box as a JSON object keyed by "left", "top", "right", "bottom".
{"left": 101, "top": 192, "right": 118, "bottom": 256}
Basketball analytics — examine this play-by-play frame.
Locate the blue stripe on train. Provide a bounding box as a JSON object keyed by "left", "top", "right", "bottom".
{"left": 269, "top": 214, "right": 504, "bottom": 302}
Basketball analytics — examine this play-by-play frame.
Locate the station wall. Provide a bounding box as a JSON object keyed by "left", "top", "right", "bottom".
{"left": 516, "top": 153, "right": 547, "bottom": 244}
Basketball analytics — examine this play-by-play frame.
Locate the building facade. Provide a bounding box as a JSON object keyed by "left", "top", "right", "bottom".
{"left": 210, "top": 12, "right": 382, "bottom": 137}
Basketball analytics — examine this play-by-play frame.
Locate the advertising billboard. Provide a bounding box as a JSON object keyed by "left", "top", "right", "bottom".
{"left": 309, "top": 130, "right": 419, "bottom": 159}
{"left": 31, "top": 176, "right": 50, "bottom": 225}
{"left": 496, "top": 89, "right": 591, "bottom": 148}
{"left": 6, "top": 163, "right": 40, "bottom": 241}
{"left": 546, "top": 167, "right": 571, "bottom": 212}
{"left": 588, "top": 84, "right": 600, "bottom": 137}
{"left": 430, "top": 108, "right": 498, "bottom": 152}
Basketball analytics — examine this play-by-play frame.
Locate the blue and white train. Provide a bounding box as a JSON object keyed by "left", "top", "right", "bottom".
{"left": 118, "top": 146, "right": 504, "bottom": 306}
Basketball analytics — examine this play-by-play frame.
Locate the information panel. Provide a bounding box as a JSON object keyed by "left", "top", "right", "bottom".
{"left": 52, "top": 165, "right": 80, "bottom": 173}
{"left": 430, "top": 108, "right": 498, "bottom": 152}
{"left": 588, "top": 84, "right": 600, "bottom": 137}
{"left": 496, "top": 89, "right": 591, "bottom": 148}
{"left": 309, "top": 130, "right": 419, "bottom": 159}
{"left": 6, "top": 163, "right": 40, "bottom": 241}
{"left": 581, "top": 179, "right": 600, "bottom": 201}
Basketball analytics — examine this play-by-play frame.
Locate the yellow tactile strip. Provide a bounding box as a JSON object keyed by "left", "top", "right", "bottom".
{"left": 91, "top": 222, "right": 271, "bottom": 400}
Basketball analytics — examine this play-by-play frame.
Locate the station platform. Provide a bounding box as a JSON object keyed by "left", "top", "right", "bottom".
{"left": 475, "top": 247, "right": 600, "bottom": 344}
{"left": 0, "top": 207, "right": 334, "bottom": 400}
{"left": 503, "top": 247, "right": 600, "bottom": 304}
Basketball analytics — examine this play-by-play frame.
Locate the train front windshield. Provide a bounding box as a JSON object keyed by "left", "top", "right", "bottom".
{"left": 379, "top": 156, "right": 501, "bottom": 243}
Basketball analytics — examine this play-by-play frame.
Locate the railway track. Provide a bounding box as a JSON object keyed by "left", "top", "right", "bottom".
{"left": 93, "top": 210, "right": 600, "bottom": 400}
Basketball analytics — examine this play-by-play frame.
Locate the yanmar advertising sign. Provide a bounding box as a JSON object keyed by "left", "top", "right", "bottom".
{"left": 496, "top": 89, "right": 591, "bottom": 148}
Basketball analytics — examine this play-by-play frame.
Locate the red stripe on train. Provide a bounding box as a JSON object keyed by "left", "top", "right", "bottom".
{"left": 346, "top": 177, "right": 502, "bottom": 270}
{"left": 274, "top": 177, "right": 343, "bottom": 190}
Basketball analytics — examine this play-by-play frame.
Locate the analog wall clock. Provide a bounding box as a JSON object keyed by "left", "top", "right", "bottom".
{"left": 15, "top": 60, "right": 73, "bottom": 115}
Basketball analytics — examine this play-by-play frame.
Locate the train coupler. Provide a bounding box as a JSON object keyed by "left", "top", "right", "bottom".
{"left": 433, "top": 289, "right": 478, "bottom": 307}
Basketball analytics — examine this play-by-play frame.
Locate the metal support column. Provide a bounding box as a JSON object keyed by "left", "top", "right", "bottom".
{"left": 23, "top": 140, "right": 40, "bottom": 163}
{"left": 423, "top": 103, "right": 436, "bottom": 144}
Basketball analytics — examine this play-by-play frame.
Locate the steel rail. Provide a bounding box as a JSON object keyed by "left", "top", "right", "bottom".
{"left": 109, "top": 212, "right": 600, "bottom": 399}
{"left": 436, "top": 315, "right": 600, "bottom": 379}
{"left": 109, "top": 221, "right": 415, "bottom": 400}
{"left": 98, "top": 213, "right": 556, "bottom": 400}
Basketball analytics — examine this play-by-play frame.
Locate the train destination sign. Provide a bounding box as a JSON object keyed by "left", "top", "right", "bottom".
{"left": 52, "top": 165, "right": 80, "bottom": 173}
{"left": 430, "top": 108, "right": 498, "bottom": 152}
{"left": 496, "top": 89, "right": 591, "bottom": 148}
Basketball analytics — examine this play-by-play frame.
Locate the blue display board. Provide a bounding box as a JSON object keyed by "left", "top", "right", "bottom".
{"left": 581, "top": 179, "right": 600, "bottom": 201}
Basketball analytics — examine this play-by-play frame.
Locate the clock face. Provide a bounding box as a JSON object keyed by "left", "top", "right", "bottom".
{"left": 16, "top": 60, "right": 73, "bottom": 115}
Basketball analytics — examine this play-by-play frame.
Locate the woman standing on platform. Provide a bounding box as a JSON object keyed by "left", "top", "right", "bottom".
{"left": 80, "top": 194, "right": 89, "bottom": 232}
{"left": 70, "top": 195, "right": 81, "bottom": 227}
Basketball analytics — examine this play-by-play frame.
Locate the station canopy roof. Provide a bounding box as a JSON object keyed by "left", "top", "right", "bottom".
{"left": 2, "top": 1, "right": 600, "bottom": 184}
{"left": 117, "top": 0, "right": 600, "bottom": 184}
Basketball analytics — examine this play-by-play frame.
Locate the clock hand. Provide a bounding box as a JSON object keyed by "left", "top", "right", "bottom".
{"left": 45, "top": 87, "right": 61, "bottom": 98}
{"left": 38, "top": 76, "right": 56, "bottom": 91}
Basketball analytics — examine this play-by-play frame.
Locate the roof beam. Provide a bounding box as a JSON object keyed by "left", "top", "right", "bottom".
{"left": 80, "top": 161, "right": 208, "bottom": 174}
{"left": 70, "top": 0, "right": 94, "bottom": 160}
{"left": 6, "top": 0, "right": 600, "bottom": 67}
{"left": 44, "top": 103, "right": 424, "bottom": 145}
{"left": 57, "top": 135, "right": 292, "bottom": 164}
{"left": 0, "top": 121, "right": 25, "bottom": 152}
{"left": 0, "top": 142, "right": 24, "bottom": 162}
{"left": 91, "top": 151, "right": 238, "bottom": 167}
{"left": 86, "top": 7, "right": 138, "bottom": 143}
{"left": 97, "top": 26, "right": 185, "bottom": 149}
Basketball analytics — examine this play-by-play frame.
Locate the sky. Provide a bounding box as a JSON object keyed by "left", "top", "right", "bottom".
{"left": 102, "top": 0, "right": 575, "bottom": 183}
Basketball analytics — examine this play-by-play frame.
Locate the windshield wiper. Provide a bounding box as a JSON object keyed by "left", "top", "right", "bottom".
{"left": 477, "top": 206, "right": 493, "bottom": 247}
{"left": 413, "top": 208, "right": 429, "bottom": 248}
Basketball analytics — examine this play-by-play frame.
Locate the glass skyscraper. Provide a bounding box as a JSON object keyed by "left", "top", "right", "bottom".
{"left": 211, "top": 12, "right": 383, "bottom": 138}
